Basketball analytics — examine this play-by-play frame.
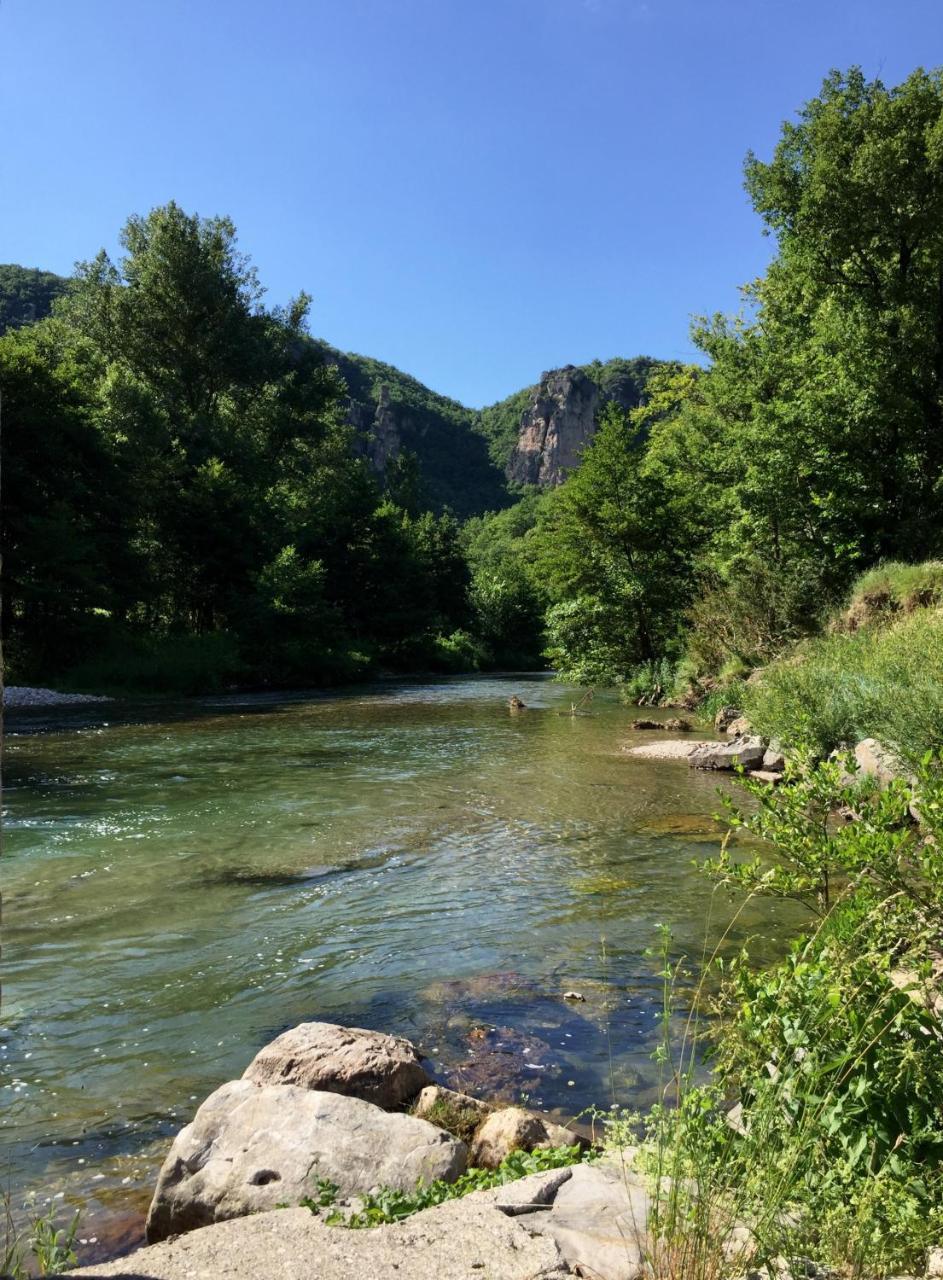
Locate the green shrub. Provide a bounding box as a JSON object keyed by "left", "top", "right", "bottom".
{"left": 744, "top": 608, "right": 943, "bottom": 762}
{"left": 837, "top": 560, "right": 943, "bottom": 631}
{"left": 613, "top": 762, "right": 943, "bottom": 1276}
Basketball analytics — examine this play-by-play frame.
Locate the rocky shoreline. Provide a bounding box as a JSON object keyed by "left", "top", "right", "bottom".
{"left": 65, "top": 1021, "right": 633, "bottom": 1280}
{"left": 60, "top": 1018, "right": 943, "bottom": 1280}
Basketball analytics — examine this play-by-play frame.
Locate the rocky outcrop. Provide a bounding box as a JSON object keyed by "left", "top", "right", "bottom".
{"left": 242, "top": 1020, "right": 429, "bottom": 1109}
{"left": 508, "top": 367, "right": 600, "bottom": 486}
{"left": 146, "top": 1080, "right": 466, "bottom": 1242}
{"left": 349, "top": 382, "right": 401, "bottom": 473}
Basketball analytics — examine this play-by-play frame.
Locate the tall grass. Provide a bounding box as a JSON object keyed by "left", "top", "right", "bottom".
{"left": 744, "top": 608, "right": 943, "bottom": 763}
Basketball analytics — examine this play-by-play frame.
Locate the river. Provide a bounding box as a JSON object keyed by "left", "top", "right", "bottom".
{"left": 2, "top": 674, "right": 793, "bottom": 1264}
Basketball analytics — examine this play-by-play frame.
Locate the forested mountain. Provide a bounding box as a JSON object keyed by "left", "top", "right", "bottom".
{"left": 0, "top": 264, "right": 68, "bottom": 332}
{"left": 0, "top": 263, "right": 665, "bottom": 522}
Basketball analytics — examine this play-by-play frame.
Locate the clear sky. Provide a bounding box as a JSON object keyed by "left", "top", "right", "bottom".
{"left": 2, "top": 1, "right": 941, "bottom": 407}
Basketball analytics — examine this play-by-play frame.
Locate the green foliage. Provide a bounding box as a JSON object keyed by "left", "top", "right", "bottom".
{"left": 0, "top": 262, "right": 68, "bottom": 334}
{"left": 744, "top": 604, "right": 943, "bottom": 761}
{"left": 614, "top": 763, "right": 943, "bottom": 1275}
{"left": 1, "top": 1197, "right": 80, "bottom": 1279}
{"left": 1, "top": 204, "right": 483, "bottom": 692}
{"left": 462, "top": 491, "right": 551, "bottom": 668}
{"left": 299, "top": 1177, "right": 340, "bottom": 1213}
{"left": 317, "top": 1146, "right": 586, "bottom": 1229}
{"left": 536, "top": 401, "right": 702, "bottom": 684}
{"left": 837, "top": 559, "right": 943, "bottom": 631}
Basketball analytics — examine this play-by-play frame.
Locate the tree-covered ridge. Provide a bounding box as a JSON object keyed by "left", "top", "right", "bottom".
{"left": 310, "top": 340, "right": 509, "bottom": 517}
{"left": 0, "top": 263, "right": 69, "bottom": 333}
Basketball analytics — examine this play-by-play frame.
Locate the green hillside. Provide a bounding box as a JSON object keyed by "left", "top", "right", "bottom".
{"left": 0, "top": 263, "right": 69, "bottom": 333}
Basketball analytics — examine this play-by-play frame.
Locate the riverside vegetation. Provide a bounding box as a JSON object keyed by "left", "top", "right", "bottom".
{"left": 6, "top": 64, "right": 943, "bottom": 1277}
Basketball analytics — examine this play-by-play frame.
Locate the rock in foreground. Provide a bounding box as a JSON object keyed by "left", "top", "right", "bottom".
{"left": 73, "top": 1196, "right": 571, "bottom": 1280}
{"left": 242, "top": 1020, "right": 429, "bottom": 1109}
{"left": 146, "top": 1080, "right": 466, "bottom": 1242}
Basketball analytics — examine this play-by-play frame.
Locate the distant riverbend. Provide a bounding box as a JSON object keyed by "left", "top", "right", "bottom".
{"left": 2, "top": 675, "right": 795, "bottom": 1266}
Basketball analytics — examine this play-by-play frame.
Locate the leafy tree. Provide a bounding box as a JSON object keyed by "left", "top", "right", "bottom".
{"left": 535, "top": 402, "right": 701, "bottom": 683}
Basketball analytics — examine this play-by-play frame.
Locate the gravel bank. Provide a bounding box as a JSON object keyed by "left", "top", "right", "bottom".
{"left": 3, "top": 686, "right": 113, "bottom": 708}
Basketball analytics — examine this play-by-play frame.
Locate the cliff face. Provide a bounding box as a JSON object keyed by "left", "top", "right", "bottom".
{"left": 348, "top": 383, "right": 401, "bottom": 473}
{"left": 508, "top": 367, "right": 599, "bottom": 486}
{"left": 506, "top": 359, "right": 654, "bottom": 486}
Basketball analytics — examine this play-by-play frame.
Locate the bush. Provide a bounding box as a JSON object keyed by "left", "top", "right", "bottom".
{"left": 612, "top": 763, "right": 943, "bottom": 1276}
{"left": 744, "top": 608, "right": 943, "bottom": 761}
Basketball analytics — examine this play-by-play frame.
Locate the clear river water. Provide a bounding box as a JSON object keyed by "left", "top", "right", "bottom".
{"left": 2, "top": 674, "right": 794, "bottom": 1265}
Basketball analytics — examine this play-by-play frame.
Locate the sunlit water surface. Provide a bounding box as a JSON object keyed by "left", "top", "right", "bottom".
{"left": 2, "top": 675, "right": 794, "bottom": 1263}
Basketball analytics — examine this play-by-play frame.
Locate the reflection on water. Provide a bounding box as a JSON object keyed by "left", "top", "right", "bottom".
{"left": 2, "top": 675, "right": 797, "bottom": 1264}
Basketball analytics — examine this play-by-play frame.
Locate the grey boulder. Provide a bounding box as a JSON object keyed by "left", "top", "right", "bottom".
{"left": 146, "top": 1080, "right": 466, "bottom": 1242}
{"left": 689, "top": 736, "right": 766, "bottom": 771}
{"left": 242, "top": 1020, "right": 429, "bottom": 1109}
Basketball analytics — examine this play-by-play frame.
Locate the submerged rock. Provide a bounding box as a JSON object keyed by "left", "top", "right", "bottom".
{"left": 146, "top": 1081, "right": 466, "bottom": 1242}
{"left": 443, "top": 1025, "right": 557, "bottom": 1100}
{"left": 242, "top": 1021, "right": 429, "bottom": 1110}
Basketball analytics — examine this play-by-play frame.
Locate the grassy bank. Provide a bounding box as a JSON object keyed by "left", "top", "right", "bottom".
{"left": 608, "top": 761, "right": 943, "bottom": 1277}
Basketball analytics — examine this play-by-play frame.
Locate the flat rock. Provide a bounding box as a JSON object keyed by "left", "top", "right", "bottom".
{"left": 242, "top": 1020, "right": 429, "bottom": 1109}
{"left": 527, "top": 1158, "right": 650, "bottom": 1280}
{"left": 625, "top": 739, "right": 709, "bottom": 760}
{"left": 747, "top": 769, "right": 783, "bottom": 784}
{"left": 495, "top": 1166, "right": 573, "bottom": 1215}
{"left": 68, "top": 1196, "right": 571, "bottom": 1280}
{"left": 689, "top": 736, "right": 766, "bottom": 771}
{"left": 146, "top": 1080, "right": 466, "bottom": 1242}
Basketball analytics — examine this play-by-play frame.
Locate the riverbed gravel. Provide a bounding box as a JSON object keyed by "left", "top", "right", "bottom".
{"left": 3, "top": 686, "right": 113, "bottom": 708}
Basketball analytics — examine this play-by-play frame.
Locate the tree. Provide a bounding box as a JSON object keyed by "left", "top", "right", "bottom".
{"left": 535, "top": 401, "right": 701, "bottom": 683}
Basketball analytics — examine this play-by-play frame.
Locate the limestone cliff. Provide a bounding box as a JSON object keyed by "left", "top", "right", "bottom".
{"left": 507, "top": 366, "right": 599, "bottom": 486}
{"left": 348, "top": 383, "right": 401, "bottom": 473}
{"left": 505, "top": 358, "right": 656, "bottom": 486}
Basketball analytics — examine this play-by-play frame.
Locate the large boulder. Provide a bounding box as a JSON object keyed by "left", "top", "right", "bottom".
{"left": 854, "top": 737, "right": 907, "bottom": 787}
{"left": 688, "top": 736, "right": 766, "bottom": 771}
{"left": 146, "top": 1080, "right": 466, "bottom": 1242}
{"left": 468, "top": 1106, "right": 584, "bottom": 1169}
{"left": 242, "top": 1021, "right": 429, "bottom": 1110}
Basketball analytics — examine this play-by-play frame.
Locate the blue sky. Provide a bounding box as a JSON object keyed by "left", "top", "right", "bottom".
{"left": 2, "top": 1, "right": 941, "bottom": 406}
